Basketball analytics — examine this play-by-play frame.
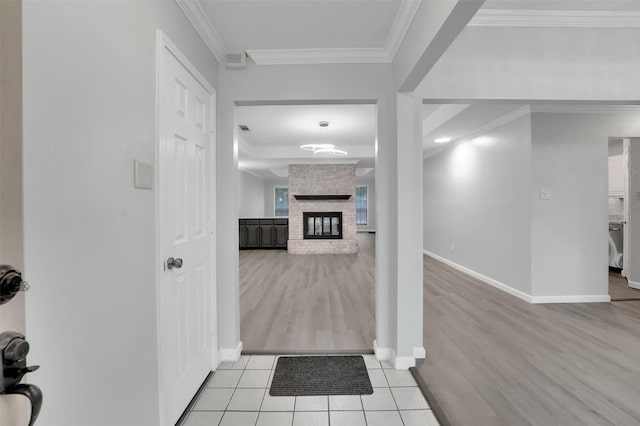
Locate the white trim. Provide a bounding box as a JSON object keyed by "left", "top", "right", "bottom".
{"left": 424, "top": 105, "right": 531, "bottom": 158}
{"left": 469, "top": 9, "right": 640, "bottom": 29}
{"left": 218, "top": 341, "right": 243, "bottom": 362}
{"left": 530, "top": 295, "right": 611, "bottom": 304}
{"left": 385, "top": 0, "right": 422, "bottom": 60}
{"left": 238, "top": 0, "right": 422, "bottom": 65}
{"left": 423, "top": 250, "right": 533, "bottom": 303}
{"left": 530, "top": 104, "right": 640, "bottom": 114}
{"left": 373, "top": 340, "right": 392, "bottom": 361}
{"left": 246, "top": 48, "right": 392, "bottom": 65}
{"left": 175, "top": 0, "right": 225, "bottom": 62}
{"left": 393, "top": 356, "right": 416, "bottom": 370}
{"left": 356, "top": 184, "right": 369, "bottom": 227}
{"left": 413, "top": 346, "right": 426, "bottom": 359}
{"left": 629, "top": 281, "right": 640, "bottom": 291}
{"left": 357, "top": 228, "right": 376, "bottom": 233}
{"left": 424, "top": 250, "right": 614, "bottom": 304}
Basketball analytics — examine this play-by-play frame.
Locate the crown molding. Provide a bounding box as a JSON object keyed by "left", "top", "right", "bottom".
{"left": 176, "top": 0, "right": 226, "bottom": 62}
{"left": 529, "top": 104, "right": 640, "bottom": 113}
{"left": 424, "top": 105, "right": 531, "bottom": 158}
{"left": 246, "top": 48, "right": 392, "bottom": 65}
{"left": 468, "top": 9, "right": 640, "bottom": 28}
{"left": 386, "top": 0, "right": 422, "bottom": 60}
{"left": 178, "top": 0, "right": 421, "bottom": 64}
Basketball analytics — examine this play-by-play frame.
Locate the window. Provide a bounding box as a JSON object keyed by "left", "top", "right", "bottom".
{"left": 274, "top": 187, "right": 289, "bottom": 217}
{"left": 356, "top": 186, "right": 368, "bottom": 226}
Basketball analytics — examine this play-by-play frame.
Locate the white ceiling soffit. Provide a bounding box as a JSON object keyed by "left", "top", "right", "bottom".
{"left": 469, "top": 10, "right": 640, "bottom": 28}
{"left": 176, "top": 0, "right": 422, "bottom": 64}
{"left": 422, "top": 104, "right": 470, "bottom": 136}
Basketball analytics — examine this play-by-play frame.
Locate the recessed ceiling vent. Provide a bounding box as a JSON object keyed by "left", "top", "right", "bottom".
{"left": 225, "top": 52, "right": 247, "bottom": 70}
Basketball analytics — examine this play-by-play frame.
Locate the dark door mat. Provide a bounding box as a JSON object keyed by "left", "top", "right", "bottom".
{"left": 269, "top": 355, "right": 374, "bottom": 396}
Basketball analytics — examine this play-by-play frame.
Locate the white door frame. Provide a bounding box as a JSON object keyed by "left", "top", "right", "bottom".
{"left": 622, "top": 138, "right": 630, "bottom": 279}
{"left": 155, "top": 30, "right": 217, "bottom": 426}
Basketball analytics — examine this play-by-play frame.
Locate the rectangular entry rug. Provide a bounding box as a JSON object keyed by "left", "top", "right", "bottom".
{"left": 269, "top": 355, "right": 374, "bottom": 396}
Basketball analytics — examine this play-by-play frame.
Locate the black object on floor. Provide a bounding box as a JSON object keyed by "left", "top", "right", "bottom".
{"left": 270, "top": 355, "right": 373, "bottom": 396}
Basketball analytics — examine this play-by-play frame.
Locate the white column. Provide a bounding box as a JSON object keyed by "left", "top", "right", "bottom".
{"left": 394, "top": 92, "right": 425, "bottom": 368}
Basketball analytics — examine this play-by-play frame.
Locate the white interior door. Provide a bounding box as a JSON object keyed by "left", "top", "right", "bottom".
{"left": 157, "top": 34, "right": 216, "bottom": 426}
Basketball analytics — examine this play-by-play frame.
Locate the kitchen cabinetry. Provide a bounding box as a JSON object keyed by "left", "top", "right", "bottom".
{"left": 239, "top": 218, "right": 288, "bottom": 249}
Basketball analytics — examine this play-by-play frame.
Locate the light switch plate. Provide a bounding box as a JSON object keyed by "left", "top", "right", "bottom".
{"left": 134, "top": 160, "right": 153, "bottom": 190}
{"left": 540, "top": 188, "right": 552, "bottom": 200}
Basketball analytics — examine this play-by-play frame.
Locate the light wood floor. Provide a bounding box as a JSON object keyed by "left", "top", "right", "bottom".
{"left": 416, "top": 256, "right": 640, "bottom": 426}
{"left": 239, "top": 233, "right": 375, "bottom": 351}
{"left": 609, "top": 270, "right": 640, "bottom": 301}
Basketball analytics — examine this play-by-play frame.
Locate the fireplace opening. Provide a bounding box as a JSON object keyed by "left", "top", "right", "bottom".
{"left": 303, "top": 212, "right": 342, "bottom": 239}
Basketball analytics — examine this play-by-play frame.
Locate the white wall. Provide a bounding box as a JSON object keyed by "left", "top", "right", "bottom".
{"left": 529, "top": 113, "right": 640, "bottom": 300}
{"left": 22, "top": 2, "right": 218, "bottom": 425}
{"left": 423, "top": 115, "right": 532, "bottom": 295}
{"left": 356, "top": 179, "right": 376, "bottom": 231}
{"left": 238, "top": 170, "right": 265, "bottom": 217}
{"left": 628, "top": 138, "right": 640, "bottom": 288}
{"left": 264, "top": 179, "right": 288, "bottom": 217}
{"left": 418, "top": 26, "right": 640, "bottom": 100}
{"left": 424, "top": 111, "right": 640, "bottom": 302}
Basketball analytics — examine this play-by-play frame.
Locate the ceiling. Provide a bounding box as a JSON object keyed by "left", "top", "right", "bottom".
{"left": 178, "top": 0, "right": 421, "bottom": 64}
{"left": 422, "top": 103, "right": 525, "bottom": 153}
{"left": 237, "top": 104, "right": 376, "bottom": 180}
{"left": 237, "top": 102, "right": 530, "bottom": 179}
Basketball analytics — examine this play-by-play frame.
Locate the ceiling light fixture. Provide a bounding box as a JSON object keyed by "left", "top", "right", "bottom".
{"left": 434, "top": 137, "right": 452, "bottom": 144}
{"left": 299, "top": 121, "right": 348, "bottom": 156}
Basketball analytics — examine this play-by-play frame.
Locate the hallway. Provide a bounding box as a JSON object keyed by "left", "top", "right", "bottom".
{"left": 416, "top": 256, "right": 640, "bottom": 426}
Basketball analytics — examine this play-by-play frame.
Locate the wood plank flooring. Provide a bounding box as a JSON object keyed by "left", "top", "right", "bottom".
{"left": 609, "top": 270, "right": 640, "bottom": 301}
{"left": 239, "top": 233, "right": 375, "bottom": 351}
{"left": 416, "top": 255, "right": 640, "bottom": 426}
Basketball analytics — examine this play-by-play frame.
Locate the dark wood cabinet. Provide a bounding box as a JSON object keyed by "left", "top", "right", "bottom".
{"left": 239, "top": 218, "right": 288, "bottom": 249}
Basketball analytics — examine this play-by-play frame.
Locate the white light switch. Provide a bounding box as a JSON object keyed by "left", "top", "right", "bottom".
{"left": 134, "top": 160, "right": 153, "bottom": 190}
{"left": 540, "top": 188, "right": 552, "bottom": 200}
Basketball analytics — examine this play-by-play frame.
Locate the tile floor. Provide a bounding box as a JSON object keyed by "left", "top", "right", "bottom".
{"left": 182, "top": 354, "right": 439, "bottom": 426}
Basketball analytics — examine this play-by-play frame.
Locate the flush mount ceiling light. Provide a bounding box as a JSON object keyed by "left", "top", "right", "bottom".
{"left": 299, "top": 121, "right": 348, "bottom": 156}
{"left": 434, "top": 137, "right": 452, "bottom": 144}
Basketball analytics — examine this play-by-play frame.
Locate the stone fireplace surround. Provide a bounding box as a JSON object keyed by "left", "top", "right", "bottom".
{"left": 287, "top": 164, "right": 358, "bottom": 254}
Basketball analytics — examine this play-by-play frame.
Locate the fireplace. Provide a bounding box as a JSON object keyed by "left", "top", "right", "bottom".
{"left": 303, "top": 212, "right": 342, "bottom": 240}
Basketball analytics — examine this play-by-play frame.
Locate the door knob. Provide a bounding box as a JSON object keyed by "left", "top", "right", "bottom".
{"left": 166, "top": 257, "right": 183, "bottom": 270}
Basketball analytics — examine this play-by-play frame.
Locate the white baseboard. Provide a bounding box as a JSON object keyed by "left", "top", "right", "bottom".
{"left": 373, "top": 340, "right": 391, "bottom": 361}
{"left": 218, "top": 341, "right": 243, "bottom": 362}
{"left": 423, "top": 250, "right": 533, "bottom": 303}
{"left": 393, "top": 356, "right": 416, "bottom": 370}
{"left": 374, "top": 340, "right": 421, "bottom": 369}
{"left": 413, "top": 346, "right": 426, "bottom": 359}
{"left": 530, "top": 295, "right": 611, "bottom": 304}
{"left": 424, "top": 250, "right": 613, "bottom": 305}
{"left": 630, "top": 281, "right": 640, "bottom": 290}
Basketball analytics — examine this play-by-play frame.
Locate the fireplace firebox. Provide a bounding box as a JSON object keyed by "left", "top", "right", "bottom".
{"left": 303, "top": 212, "right": 342, "bottom": 239}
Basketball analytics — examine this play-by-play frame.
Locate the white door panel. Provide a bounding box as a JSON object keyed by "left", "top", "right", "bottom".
{"left": 157, "top": 35, "right": 216, "bottom": 426}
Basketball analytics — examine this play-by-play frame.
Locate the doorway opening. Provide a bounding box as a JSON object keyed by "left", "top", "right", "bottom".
{"left": 608, "top": 137, "right": 640, "bottom": 301}
{"left": 235, "top": 103, "right": 376, "bottom": 352}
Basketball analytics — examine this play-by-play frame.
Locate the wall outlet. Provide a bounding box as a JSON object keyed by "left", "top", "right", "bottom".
{"left": 450, "top": 243, "right": 455, "bottom": 251}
